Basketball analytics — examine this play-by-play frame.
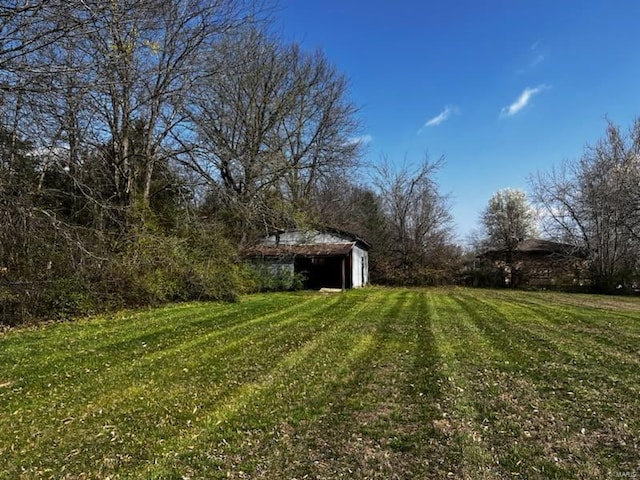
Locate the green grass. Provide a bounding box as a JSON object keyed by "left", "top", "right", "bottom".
{"left": 1, "top": 288, "right": 639, "bottom": 479}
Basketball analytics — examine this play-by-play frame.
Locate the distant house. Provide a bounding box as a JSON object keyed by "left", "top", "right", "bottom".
{"left": 478, "top": 238, "right": 588, "bottom": 288}
{"left": 244, "top": 229, "right": 370, "bottom": 290}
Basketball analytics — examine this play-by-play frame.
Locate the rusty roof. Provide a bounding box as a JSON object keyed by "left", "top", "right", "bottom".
{"left": 244, "top": 243, "right": 355, "bottom": 257}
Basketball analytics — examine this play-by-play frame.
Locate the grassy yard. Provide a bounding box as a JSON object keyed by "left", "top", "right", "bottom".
{"left": 1, "top": 288, "right": 639, "bottom": 479}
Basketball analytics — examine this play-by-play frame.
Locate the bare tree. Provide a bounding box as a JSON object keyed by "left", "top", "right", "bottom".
{"left": 0, "top": 2, "right": 80, "bottom": 84}
{"left": 277, "top": 48, "right": 360, "bottom": 209}
{"left": 372, "top": 156, "right": 453, "bottom": 273}
{"left": 189, "top": 29, "right": 361, "bottom": 240}
{"left": 0, "top": 3, "right": 87, "bottom": 282}
{"left": 1, "top": 1, "right": 92, "bottom": 169}
{"left": 0, "top": 0, "right": 261, "bottom": 316}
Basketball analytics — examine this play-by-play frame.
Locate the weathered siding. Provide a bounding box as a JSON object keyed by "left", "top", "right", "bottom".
{"left": 351, "top": 246, "right": 368, "bottom": 288}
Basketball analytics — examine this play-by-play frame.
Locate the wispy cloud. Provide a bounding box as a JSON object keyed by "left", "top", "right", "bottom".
{"left": 516, "top": 41, "right": 546, "bottom": 74}
{"left": 418, "top": 105, "right": 460, "bottom": 133}
{"left": 528, "top": 42, "right": 545, "bottom": 68}
{"left": 348, "top": 134, "right": 373, "bottom": 145}
{"left": 500, "top": 85, "right": 548, "bottom": 118}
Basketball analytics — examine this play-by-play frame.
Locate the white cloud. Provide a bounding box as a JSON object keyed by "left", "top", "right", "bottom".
{"left": 500, "top": 85, "right": 548, "bottom": 118}
{"left": 418, "top": 105, "right": 459, "bottom": 133}
{"left": 516, "top": 42, "right": 546, "bottom": 74}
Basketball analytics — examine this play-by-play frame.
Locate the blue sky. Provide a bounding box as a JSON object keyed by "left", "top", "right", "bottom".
{"left": 276, "top": 1, "right": 640, "bottom": 241}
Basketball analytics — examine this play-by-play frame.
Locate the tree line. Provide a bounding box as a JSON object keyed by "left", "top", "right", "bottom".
{"left": 0, "top": 0, "right": 455, "bottom": 324}
{"left": 2, "top": 1, "right": 636, "bottom": 325}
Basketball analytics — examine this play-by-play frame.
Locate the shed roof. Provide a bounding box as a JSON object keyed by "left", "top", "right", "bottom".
{"left": 268, "top": 227, "right": 370, "bottom": 250}
{"left": 244, "top": 243, "right": 355, "bottom": 258}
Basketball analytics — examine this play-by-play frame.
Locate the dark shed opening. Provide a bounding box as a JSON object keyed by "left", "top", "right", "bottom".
{"left": 294, "top": 254, "right": 351, "bottom": 290}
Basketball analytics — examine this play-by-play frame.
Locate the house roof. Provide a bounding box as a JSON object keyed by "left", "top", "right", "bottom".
{"left": 480, "top": 238, "right": 586, "bottom": 259}
{"left": 244, "top": 243, "right": 355, "bottom": 258}
{"left": 514, "top": 238, "right": 580, "bottom": 254}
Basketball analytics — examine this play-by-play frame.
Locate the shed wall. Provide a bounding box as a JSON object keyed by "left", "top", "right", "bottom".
{"left": 351, "top": 246, "right": 369, "bottom": 288}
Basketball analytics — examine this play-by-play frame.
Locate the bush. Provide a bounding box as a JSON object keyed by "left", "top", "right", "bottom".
{"left": 0, "top": 278, "right": 96, "bottom": 326}
{"left": 40, "top": 278, "right": 96, "bottom": 318}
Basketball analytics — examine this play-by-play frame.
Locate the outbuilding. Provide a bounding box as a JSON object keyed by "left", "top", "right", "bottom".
{"left": 245, "top": 229, "right": 370, "bottom": 290}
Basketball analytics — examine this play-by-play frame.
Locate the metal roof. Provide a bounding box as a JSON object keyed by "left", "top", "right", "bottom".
{"left": 266, "top": 227, "right": 371, "bottom": 250}
{"left": 244, "top": 242, "right": 355, "bottom": 257}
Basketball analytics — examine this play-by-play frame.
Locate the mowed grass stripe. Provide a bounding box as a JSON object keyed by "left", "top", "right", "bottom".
{"left": 0, "top": 287, "right": 638, "bottom": 479}
{"left": 425, "top": 291, "right": 509, "bottom": 478}
{"left": 184, "top": 289, "right": 435, "bottom": 479}
{"left": 482, "top": 289, "right": 640, "bottom": 343}
{"left": 1, "top": 290, "right": 396, "bottom": 478}
{"left": 434, "top": 292, "right": 578, "bottom": 477}
{"left": 0, "top": 294, "right": 310, "bottom": 385}
{"left": 468, "top": 291, "right": 640, "bottom": 386}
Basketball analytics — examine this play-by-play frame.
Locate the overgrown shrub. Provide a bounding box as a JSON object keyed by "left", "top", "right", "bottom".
{"left": 0, "top": 224, "right": 250, "bottom": 326}
{"left": 105, "top": 226, "right": 248, "bottom": 305}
